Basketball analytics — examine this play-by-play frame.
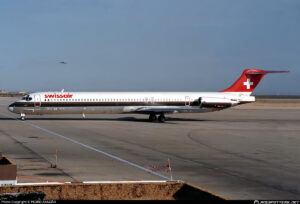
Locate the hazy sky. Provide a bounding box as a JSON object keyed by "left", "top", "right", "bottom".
{"left": 0, "top": 0, "right": 299, "bottom": 94}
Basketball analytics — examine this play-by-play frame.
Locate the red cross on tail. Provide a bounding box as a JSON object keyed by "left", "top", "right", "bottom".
{"left": 220, "top": 69, "right": 290, "bottom": 94}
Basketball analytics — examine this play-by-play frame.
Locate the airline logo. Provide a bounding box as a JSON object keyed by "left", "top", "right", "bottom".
{"left": 243, "top": 78, "right": 254, "bottom": 89}
{"left": 45, "top": 93, "right": 73, "bottom": 98}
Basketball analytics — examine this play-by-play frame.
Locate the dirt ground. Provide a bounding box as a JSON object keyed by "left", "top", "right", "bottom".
{"left": 0, "top": 182, "right": 224, "bottom": 200}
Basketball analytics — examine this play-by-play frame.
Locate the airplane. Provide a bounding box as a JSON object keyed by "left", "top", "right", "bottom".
{"left": 8, "top": 69, "right": 289, "bottom": 122}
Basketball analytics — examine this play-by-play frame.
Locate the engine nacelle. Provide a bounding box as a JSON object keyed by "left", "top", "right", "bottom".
{"left": 199, "top": 97, "right": 239, "bottom": 108}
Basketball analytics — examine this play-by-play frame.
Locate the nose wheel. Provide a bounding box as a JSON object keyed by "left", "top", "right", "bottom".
{"left": 20, "top": 113, "right": 26, "bottom": 121}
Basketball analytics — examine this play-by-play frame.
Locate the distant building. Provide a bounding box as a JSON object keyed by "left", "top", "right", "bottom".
{"left": 17, "top": 91, "right": 28, "bottom": 95}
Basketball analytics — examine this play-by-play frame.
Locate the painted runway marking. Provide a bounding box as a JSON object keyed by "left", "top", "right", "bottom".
{"left": 0, "top": 112, "right": 170, "bottom": 181}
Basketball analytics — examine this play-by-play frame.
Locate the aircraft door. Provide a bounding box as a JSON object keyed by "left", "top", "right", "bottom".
{"left": 144, "top": 97, "right": 155, "bottom": 105}
{"left": 150, "top": 97, "right": 154, "bottom": 104}
{"left": 144, "top": 97, "right": 148, "bottom": 104}
{"left": 185, "top": 96, "right": 190, "bottom": 106}
{"left": 34, "top": 94, "right": 41, "bottom": 110}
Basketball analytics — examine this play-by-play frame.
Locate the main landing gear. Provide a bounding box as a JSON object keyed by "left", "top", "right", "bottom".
{"left": 20, "top": 113, "right": 26, "bottom": 121}
{"left": 149, "top": 113, "right": 165, "bottom": 123}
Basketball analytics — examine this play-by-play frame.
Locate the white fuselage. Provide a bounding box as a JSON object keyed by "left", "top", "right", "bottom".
{"left": 8, "top": 91, "right": 255, "bottom": 115}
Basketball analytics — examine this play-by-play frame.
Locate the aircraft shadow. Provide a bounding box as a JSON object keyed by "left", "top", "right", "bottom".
{"left": 0, "top": 117, "right": 208, "bottom": 122}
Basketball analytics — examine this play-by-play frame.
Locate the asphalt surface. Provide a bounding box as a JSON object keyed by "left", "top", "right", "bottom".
{"left": 0, "top": 97, "right": 300, "bottom": 199}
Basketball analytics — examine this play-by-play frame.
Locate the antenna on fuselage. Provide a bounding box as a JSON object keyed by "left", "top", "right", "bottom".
{"left": 61, "top": 89, "right": 64, "bottom": 93}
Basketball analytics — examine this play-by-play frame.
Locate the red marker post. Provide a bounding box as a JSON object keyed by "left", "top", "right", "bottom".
{"left": 167, "top": 158, "right": 173, "bottom": 181}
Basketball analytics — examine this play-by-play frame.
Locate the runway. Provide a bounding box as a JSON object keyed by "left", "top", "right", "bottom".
{"left": 0, "top": 97, "right": 300, "bottom": 199}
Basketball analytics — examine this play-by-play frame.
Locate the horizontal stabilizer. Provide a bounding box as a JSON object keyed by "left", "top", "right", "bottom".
{"left": 246, "top": 70, "right": 290, "bottom": 75}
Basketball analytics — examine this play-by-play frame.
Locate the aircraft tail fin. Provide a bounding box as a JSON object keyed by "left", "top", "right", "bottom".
{"left": 220, "top": 69, "right": 289, "bottom": 94}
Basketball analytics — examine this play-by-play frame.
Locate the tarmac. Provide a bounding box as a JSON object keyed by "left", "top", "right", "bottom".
{"left": 0, "top": 97, "right": 300, "bottom": 199}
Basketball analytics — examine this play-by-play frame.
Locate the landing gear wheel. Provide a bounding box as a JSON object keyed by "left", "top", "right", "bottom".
{"left": 158, "top": 114, "right": 165, "bottom": 123}
{"left": 149, "top": 114, "right": 157, "bottom": 122}
{"left": 20, "top": 113, "right": 26, "bottom": 121}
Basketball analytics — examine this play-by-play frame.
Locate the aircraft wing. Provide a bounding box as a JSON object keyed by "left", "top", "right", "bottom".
{"left": 132, "top": 106, "right": 211, "bottom": 114}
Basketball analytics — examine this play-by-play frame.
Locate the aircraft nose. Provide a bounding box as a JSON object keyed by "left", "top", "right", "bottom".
{"left": 8, "top": 104, "right": 14, "bottom": 112}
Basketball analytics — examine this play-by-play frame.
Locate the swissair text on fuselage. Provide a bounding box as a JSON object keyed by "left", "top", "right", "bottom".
{"left": 44, "top": 94, "right": 73, "bottom": 99}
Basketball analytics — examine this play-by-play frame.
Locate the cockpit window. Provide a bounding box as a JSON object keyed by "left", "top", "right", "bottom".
{"left": 22, "top": 95, "right": 32, "bottom": 101}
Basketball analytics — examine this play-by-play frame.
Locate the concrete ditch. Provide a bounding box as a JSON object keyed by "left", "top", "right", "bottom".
{"left": 0, "top": 181, "right": 225, "bottom": 200}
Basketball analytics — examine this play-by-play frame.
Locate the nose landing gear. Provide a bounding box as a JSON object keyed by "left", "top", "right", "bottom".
{"left": 20, "top": 113, "right": 26, "bottom": 121}
{"left": 148, "top": 113, "right": 165, "bottom": 123}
